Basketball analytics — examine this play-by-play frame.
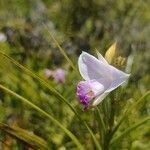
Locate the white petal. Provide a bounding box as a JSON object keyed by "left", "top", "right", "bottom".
{"left": 92, "top": 92, "right": 109, "bottom": 106}
{"left": 110, "top": 65, "right": 130, "bottom": 80}
{"left": 105, "top": 76, "right": 128, "bottom": 93}
{"left": 105, "top": 67, "right": 130, "bottom": 93}
{"left": 78, "top": 51, "right": 112, "bottom": 80}
{"left": 96, "top": 50, "right": 108, "bottom": 64}
{"left": 90, "top": 80, "right": 105, "bottom": 96}
{"left": 96, "top": 78, "right": 112, "bottom": 90}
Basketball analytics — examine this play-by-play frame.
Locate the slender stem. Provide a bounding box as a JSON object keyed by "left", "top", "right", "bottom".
{"left": 109, "top": 93, "right": 116, "bottom": 131}
{"left": 102, "top": 92, "right": 117, "bottom": 150}
{"left": 84, "top": 123, "right": 102, "bottom": 150}
{"left": 43, "top": 23, "right": 79, "bottom": 74}
{"left": 96, "top": 107, "right": 106, "bottom": 149}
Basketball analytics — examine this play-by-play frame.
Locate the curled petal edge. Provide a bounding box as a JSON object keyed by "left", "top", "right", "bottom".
{"left": 92, "top": 92, "right": 109, "bottom": 106}
{"left": 105, "top": 74, "right": 130, "bottom": 93}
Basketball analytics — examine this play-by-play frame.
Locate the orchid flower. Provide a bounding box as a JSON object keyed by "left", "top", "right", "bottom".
{"left": 76, "top": 51, "right": 130, "bottom": 109}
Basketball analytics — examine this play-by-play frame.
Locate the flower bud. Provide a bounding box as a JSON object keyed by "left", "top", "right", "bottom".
{"left": 105, "top": 42, "right": 117, "bottom": 64}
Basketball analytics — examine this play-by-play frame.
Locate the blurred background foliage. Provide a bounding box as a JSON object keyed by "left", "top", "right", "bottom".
{"left": 0, "top": 0, "right": 149, "bottom": 149}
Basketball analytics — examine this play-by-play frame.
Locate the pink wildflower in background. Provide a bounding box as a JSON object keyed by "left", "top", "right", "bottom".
{"left": 45, "top": 69, "right": 53, "bottom": 78}
{"left": 53, "top": 69, "right": 65, "bottom": 84}
{"left": 45, "top": 68, "right": 65, "bottom": 84}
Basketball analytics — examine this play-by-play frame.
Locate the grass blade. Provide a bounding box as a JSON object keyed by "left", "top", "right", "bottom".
{"left": 0, "top": 52, "right": 101, "bottom": 149}
{"left": 127, "top": 90, "right": 150, "bottom": 113}
{"left": 110, "top": 116, "right": 150, "bottom": 145}
{"left": 0, "top": 52, "right": 78, "bottom": 117}
{"left": 43, "top": 23, "right": 78, "bottom": 74}
{"left": 84, "top": 123, "right": 102, "bottom": 150}
{"left": 110, "top": 90, "right": 150, "bottom": 142}
{"left": 0, "top": 84, "right": 84, "bottom": 150}
{"left": 0, "top": 122, "right": 48, "bottom": 149}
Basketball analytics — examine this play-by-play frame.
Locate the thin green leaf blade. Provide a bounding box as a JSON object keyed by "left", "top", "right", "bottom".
{"left": 0, "top": 84, "right": 84, "bottom": 150}
{"left": 43, "top": 24, "right": 78, "bottom": 74}
{"left": 110, "top": 116, "right": 150, "bottom": 145}
{"left": 0, "top": 122, "right": 48, "bottom": 149}
{"left": 0, "top": 52, "right": 100, "bottom": 149}
{"left": 110, "top": 90, "right": 150, "bottom": 139}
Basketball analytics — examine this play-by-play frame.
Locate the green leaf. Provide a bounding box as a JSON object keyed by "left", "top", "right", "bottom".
{"left": 0, "top": 122, "right": 48, "bottom": 149}
{"left": 0, "top": 52, "right": 101, "bottom": 149}
{"left": 110, "top": 116, "right": 150, "bottom": 145}
{"left": 84, "top": 123, "right": 102, "bottom": 150}
{"left": 96, "top": 106, "right": 106, "bottom": 135}
{"left": 110, "top": 90, "right": 150, "bottom": 139}
{"left": 0, "top": 51, "right": 78, "bottom": 117}
{"left": 0, "top": 84, "right": 84, "bottom": 150}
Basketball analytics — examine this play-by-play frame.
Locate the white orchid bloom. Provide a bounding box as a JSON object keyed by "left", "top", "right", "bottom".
{"left": 76, "top": 51, "right": 130, "bottom": 110}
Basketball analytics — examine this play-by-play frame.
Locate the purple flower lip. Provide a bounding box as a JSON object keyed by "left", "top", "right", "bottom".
{"left": 77, "top": 81, "right": 95, "bottom": 107}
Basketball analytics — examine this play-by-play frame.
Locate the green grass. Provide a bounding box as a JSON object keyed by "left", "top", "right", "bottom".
{"left": 0, "top": 0, "right": 149, "bottom": 149}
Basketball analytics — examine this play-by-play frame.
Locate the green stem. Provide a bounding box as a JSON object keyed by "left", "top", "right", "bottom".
{"left": 84, "top": 123, "right": 102, "bottom": 150}
{"left": 102, "top": 92, "right": 117, "bottom": 150}
{"left": 95, "top": 107, "right": 106, "bottom": 149}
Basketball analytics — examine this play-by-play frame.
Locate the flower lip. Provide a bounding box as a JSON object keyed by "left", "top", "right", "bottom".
{"left": 76, "top": 81, "right": 94, "bottom": 106}
{"left": 77, "top": 80, "right": 105, "bottom": 107}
